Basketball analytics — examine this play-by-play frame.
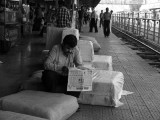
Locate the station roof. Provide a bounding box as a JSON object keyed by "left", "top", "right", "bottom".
{"left": 79, "top": 0, "right": 101, "bottom": 7}
{"left": 29, "top": 0, "right": 101, "bottom": 8}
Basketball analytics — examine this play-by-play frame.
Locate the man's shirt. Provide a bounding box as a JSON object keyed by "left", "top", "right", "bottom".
{"left": 91, "top": 11, "right": 95, "bottom": 19}
{"left": 103, "top": 12, "right": 111, "bottom": 20}
{"left": 56, "top": 6, "right": 71, "bottom": 28}
{"left": 78, "top": 10, "right": 84, "bottom": 20}
{"left": 91, "top": 11, "right": 98, "bottom": 21}
{"left": 45, "top": 45, "right": 83, "bottom": 74}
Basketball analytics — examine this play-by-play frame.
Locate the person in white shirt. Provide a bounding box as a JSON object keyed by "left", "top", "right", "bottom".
{"left": 89, "top": 8, "right": 98, "bottom": 33}
{"left": 103, "top": 7, "right": 111, "bottom": 37}
{"left": 110, "top": 10, "right": 113, "bottom": 33}
{"left": 41, "top": 34, "right": 87, "bottom": 98}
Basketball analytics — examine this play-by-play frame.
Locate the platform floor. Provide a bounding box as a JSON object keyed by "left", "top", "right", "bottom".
{"left": 0, "top": 24, "right": 160, "bottom": 120}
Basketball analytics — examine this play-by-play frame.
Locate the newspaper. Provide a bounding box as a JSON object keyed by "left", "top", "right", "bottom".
{"left": 67, "top": 68, "right": 93, "bottom": 91}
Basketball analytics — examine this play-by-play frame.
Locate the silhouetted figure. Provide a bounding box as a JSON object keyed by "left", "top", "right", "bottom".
{"left": 103, "top": 7, "right": 111, "bottom": 37}
{"left": 89, "top": 8, "right": 98, "bottom": 33}
{"left": 99, "top": 10, "right": 103, "bottom": 28}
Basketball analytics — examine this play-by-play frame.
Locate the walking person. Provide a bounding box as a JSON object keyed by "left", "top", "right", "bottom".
{"left": 39, "top": 8, "right": 46, "bottom": 37}
{"left": 99, "top": 10, "right": 103, "bottom": 28}
{"left": 103, "top": 7, "right": 111, "bottom": 37}
{"left": 89, "top": 8, "right": 98, "bottom": 33}
{"left": 33, "top": 4, "right": 42, "bottom": 32}
{"left": 84, "top": 10, "right": 88, "bottom": 25}
{"left": 78, "top": 6, "right": 84, "bottom": 32}
{"left": 110, "top": 10, "right": 113, "bottom": 33}
{"left": 29, "top": 7, "right": 34, "bottom": 34}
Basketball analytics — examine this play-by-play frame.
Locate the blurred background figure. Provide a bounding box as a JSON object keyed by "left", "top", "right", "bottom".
{"left": 99, "top": 10, "right": 103, "bottom": 28}
{"left": 32, "top": 4, "right": 42, "bottom": 32}
{"left": 78, "top": 6, "right": 84, "bottom": 32}
{"left": 103, "top": 7, "right": 111, "bottom": 37}
{"left": 110, "top": 10, "right": 113, "bottom": 33}
{"left": 29, "top": 7, "right": 34, "bottom": 34}
{"left": 39, "top": 7, "right": 46, "bottom": 37}
{"left": 89, "top": 8, "right": 98, "bottom": 33}
{"left": 83, "top": 7, "right": 88, "bottom": 25}
{"left": 55, "top": 0, "right": 71, "bottom": 28}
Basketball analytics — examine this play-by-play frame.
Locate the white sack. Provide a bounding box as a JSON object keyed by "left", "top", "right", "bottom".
{"left": 62, "top": 28, "right": 79, "bottom": 42}
{"left": 46, "top": 27, "right": 79, "bottom": 50}
{"left": 0, "top": 90, "right": 79, "bottom": 120}
{"left": 80, "top": 35, "right": 101, "bottom": 52}
{"left": 78, "top": 40, "right": 94, "bottom": 62}
{"left": 0, "top": 110, "right": 47, "bottom": 120}
{"left": 92, "top": 55, "right": 113, "bottom": 71}
{"left": 79, "top": 70, "right": 124, "bottom": 107}
{"left": 82, "top": 55, "right": 113, "bottom": 71}
{"left": 46, "top": 26, "right": 64, "bottom": 50}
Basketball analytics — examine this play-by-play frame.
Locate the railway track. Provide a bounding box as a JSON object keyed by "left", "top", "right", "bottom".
{"left": 112, "top": 27, "right": 160, "bottom": 70}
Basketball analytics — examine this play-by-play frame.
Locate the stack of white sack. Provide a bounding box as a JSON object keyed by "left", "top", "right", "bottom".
{"left": 92, "top": 55, "right": 113, "bottom": 71}
{"left": 77, "top": 40, "right": 94, "bottom": 62}
{"left": 46, "top": 27, "right": 79, "bottom": 51}
{"left": 62, "top": 28, "right": 79, "bottom": 42}
{"left": 79, "top": 70, "right": 124, "bottom": 107}
{"left": 79, "top": 35, "right": 101, "bottom": 52}
{"left": 78, "top": 40, "right": 112, "bottom": 71}
{"left": 46, "top": 26, "right": 64, "bottom": 50}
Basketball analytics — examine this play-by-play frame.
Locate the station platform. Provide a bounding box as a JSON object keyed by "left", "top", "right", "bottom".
{"left": 0, "top": 24, "right": 160, "bottom": 120}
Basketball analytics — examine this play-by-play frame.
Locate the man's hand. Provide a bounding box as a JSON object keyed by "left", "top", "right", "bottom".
{"left": 62, "top": 66, "right": 69, "bottom": 76}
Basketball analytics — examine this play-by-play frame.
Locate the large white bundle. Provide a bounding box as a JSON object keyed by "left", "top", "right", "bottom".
{"left": 62, "top": 28, "right": 79, "bottom": 42}
{"left": 82, "top": 55, "right": 112, "bottom": 71}
{"left": 78, "top": 40, "right": 94, "bottom": 62}
{"left": 0, "top": 110, "right": 47, "bottom": 120}
{"left": 0, "top": 90, "right": 79, "bottom": 120}
{"left": 46, "top": 26, "right": 64, "bottom": 50}
{"left": 80, "top": 35, "right": 101, "bottom": 52}
{"left": 92, "top": 55, "right": 113, "bottom": 71}
{"left": 79, "top": 70, "right": 124, "bottom": 107}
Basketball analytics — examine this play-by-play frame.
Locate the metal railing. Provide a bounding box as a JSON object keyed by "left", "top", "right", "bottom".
{"left": 112, "top": 12, "right": 160, "bottom": 46}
